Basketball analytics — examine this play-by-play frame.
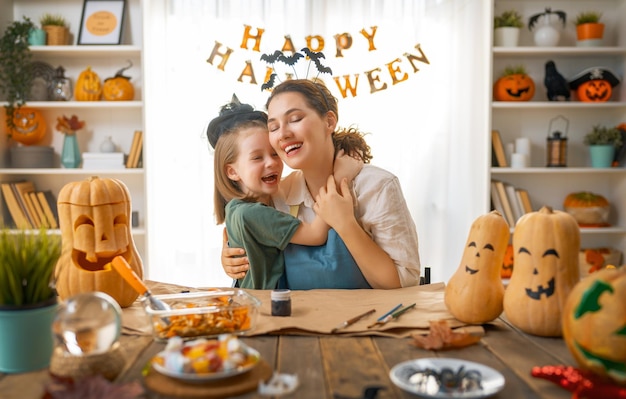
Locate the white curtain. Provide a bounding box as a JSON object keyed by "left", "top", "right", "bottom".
{"left": 143, "top": 0, "right": 491, "bottom": 287}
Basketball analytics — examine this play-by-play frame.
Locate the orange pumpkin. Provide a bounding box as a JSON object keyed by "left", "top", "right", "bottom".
{"left": 103, "top": 61, "right": 135, "bottom": 101}
{"left": 74, "top": 66, "right": 102, "bottom": 101}
{"left": 444, "top": 210, "right": 510, "bottom": 324}
{"left": 54, "top": 176, "right": 143, "bottom": 308}
{"left": 563, "top": 191, "right": 610, "bottom": 227}
{"left": 562, "top": 266, "right": 626, "bottom": 384}
{"left": 503, "top": 206, "right": 580, "bottom": 337}
{"left": 494, "top": 72, "right": 535, "bottom": 101}
{"left": 576, "top": 79, "right": 612, "bottom": 102}
{"left": 9, "top": 108, "right": 47, "bottom": 145}
{"left": 501, "top": 243, "right": 514, "bottom": 279}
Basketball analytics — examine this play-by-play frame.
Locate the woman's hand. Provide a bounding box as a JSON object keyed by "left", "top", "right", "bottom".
{"left": 221, "top": 228, "right": 249, "bottom": 279}
{"left": 313, "top": 175, "right": 356, "bottom": 231}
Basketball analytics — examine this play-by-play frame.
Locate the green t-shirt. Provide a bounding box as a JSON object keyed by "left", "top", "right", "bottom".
{"left": 225, "top": 199, "right": 301, "bottom": 289}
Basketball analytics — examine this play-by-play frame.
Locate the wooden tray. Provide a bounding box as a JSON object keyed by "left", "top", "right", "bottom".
{"left": 144, "top": 360, "right": 273, "bottom": 398}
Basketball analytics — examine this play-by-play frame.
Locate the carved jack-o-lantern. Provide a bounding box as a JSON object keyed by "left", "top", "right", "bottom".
{"left": 103, "top": 61, "right": 135, "bottom": 101}
{"left": 74, "top": 66, "right": 102, "bottom": 101}
{"left": 503, "top": 206, "right": 581, "bottom": 337}
{"left": 577, "top": 80, "right": 612, "bottom": 103}
{"left": 444, "top": 210, "right": 510, "bottom": 324}
{"left": 562, "top": 267, "right": 626, "bottom": 384}
{"left": 54, "top": 176, "right": 143, "bottom": 307}
{"left": 501, "top": 244, "right": 514, "bottom": 279}
{"left": 493, "top": 73, "right": 536, "bottom": 101}
{"left": 9, "top": 108, "right": 47, "bottom": 145}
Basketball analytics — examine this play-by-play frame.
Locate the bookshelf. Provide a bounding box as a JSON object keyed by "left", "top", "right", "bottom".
{"left": 490, "top": 0, "right": 626, "bottom": 255}
{"left": 0, "top": 0, "right": 146, "bottom": 261}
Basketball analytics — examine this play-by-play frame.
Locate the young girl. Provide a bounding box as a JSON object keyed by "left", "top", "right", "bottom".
{"left": 209, "top": 96, "right": 333, "bottom": 289}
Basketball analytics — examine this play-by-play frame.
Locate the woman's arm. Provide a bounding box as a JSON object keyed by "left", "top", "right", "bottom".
{"left": 290, "top": 215, "right": 329, "bottom": 245}
{"left": 221, "top": 228, "right": 249, "bottom": 279}
{"left": 314, "top": 176, "right": 401, "bottom": 289}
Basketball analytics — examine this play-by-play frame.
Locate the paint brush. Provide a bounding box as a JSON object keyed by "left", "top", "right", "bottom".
{"left": 331, "top": 309, "right": 376, "bottom": 333}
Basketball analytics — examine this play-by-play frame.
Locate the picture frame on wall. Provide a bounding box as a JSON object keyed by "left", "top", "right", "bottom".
{"left": 77, "top": 0, "right": 126, "bottom": 45}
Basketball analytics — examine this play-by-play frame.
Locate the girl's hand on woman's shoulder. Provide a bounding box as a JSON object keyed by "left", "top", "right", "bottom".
{"left": 314, "top": 175, "right": 356, "bottom": 231}
{"left": 333, "top": 149, "right": 363, "bottom": 189}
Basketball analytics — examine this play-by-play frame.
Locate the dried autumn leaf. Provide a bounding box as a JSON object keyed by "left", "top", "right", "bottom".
{"left": 56, "top": 115, "right": 85, "bottom": 135}
{"left": 410, "top": 319, "right": 481, "bottom": 350}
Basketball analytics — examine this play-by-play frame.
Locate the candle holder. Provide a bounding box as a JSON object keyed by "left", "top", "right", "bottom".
{"left": 547, "top": 115, "right": 568, "bottom": 167}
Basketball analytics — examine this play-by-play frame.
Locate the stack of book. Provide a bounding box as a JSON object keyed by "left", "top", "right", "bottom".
{"left": 126, "top": 130, "right": 143, "bottom": 168}
{"left": 491, "top": 180, "right": 534, "bottom": 227}
{"left": 0, "top": 180, "right": 59, "bottom": 229}
{"left": 82, "top": 152, "right": 125, "bottom": 170}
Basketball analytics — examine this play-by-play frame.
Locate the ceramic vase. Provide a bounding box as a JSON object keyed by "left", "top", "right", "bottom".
{"left": 61, "top": 134, "right": 81, "bottom": 168}
{"left": 494, "top": 27, "right": 520, "bottom": 47}
{"left": 0, "top": 299, "right": 57, "bottom": 373}
{"left": 28, "top": 28, "right": 46, "bottom": 46}
{"left": 589, "top": 145, "right": 615, "bottom": 168}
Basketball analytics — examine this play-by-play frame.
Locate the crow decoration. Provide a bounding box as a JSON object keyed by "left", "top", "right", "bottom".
{"left": 544, "top": 60, "right": 570, "bottom": 101}
{"left": 528, "top": 8, "right": 566, "bottom": 31}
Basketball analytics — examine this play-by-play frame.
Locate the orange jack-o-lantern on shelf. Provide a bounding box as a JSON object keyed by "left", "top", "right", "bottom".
{"left": 54, "top": 176, "right": 143, "bottom": 308}
{"left": 569, "top": 67, "right": 621, "bottom": 103}
{"left": 103, "top": 61, "right": 135, "bottom": 101}
{"left": 503, "top": 206, "right": 580, "bottom": 337}
{"left": 562, "top": 266, "right": 626, "bottom": 384}
{"left": 501, "top": 243, "right": 514, "bottom": 279}
{"left": 493, "top": 67, "right": 536, "bottom": 102}
{"left": 75, "top": 66, "right": 103, "bottom": 101}
{"left": 444, "top": 210, "right": 510, "bottom": 324}
{"left": 9, "top": 108, "right": 47, "bottom": 145}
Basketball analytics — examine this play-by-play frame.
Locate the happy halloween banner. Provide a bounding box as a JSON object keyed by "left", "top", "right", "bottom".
{"left": 205, "top": 25, "right": 430, "bottom": 98}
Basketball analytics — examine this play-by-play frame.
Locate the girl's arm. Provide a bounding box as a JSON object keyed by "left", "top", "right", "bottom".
{"left": 314, "top": 175, "right": 401, "bottom": 289}
{"left": 289, "top": 214, "right": 329, "bottom": 246}
{"left": 221, "top": 228, "right": 249, "bottom": 279}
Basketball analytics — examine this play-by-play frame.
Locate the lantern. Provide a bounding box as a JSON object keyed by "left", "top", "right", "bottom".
{"left": 546, "top": 115, "right": 568, "bottom": 167}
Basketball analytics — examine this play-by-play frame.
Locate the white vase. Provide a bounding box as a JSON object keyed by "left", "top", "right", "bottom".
{"left": 494, "top": 27, "right": 520, "bottom": 47}
{"left": 533, "top": 25, "right": 560, "bottom": 47}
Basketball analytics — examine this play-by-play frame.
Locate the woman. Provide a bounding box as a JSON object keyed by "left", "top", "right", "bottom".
{"left": 222, "top": 79, "right": 421, "bottom": 289}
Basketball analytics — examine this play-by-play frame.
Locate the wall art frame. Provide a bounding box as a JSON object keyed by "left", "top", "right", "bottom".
{"left": 77, "top": 0, "right": 126, "bottom": 45}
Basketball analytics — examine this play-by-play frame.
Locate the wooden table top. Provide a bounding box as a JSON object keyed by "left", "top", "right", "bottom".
{"left": 1, "top": 315, "right": 579, "bottom": 399}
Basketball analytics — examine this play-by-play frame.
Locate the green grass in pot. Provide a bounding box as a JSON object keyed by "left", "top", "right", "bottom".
{"left": 584, "top": 125, "right": 623, "bottom": 147}
{"left": 494, "top": 10, "right": 524, "bottom": 29}
{"left": 0, "top": 229, "right": 61, "bottom": 307}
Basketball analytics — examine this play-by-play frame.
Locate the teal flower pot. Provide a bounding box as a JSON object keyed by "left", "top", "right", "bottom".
{"left": 28, "top": 28, "right": 46, "bottom": 46}
{"left": 61, "top": 134, "right": 81, "bottom": 168}
{"left": 589, "top": 145, "right": 615, "bottom": 168}
{"left": 0, "top": 299, "right": 57, "bottom": 373}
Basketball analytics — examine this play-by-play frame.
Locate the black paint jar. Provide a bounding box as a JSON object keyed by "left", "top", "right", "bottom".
{"left": 271, "top": 289, "right": 291, "bottom": 317}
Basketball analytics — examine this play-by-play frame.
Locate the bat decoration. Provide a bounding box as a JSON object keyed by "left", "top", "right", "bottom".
{"left": 261, "top": 73, "right": 277, "bottom": 91}
{"left": 259, "top": 47, "right": 333, "bottom": 91}
{"left": 528, "top": 8, "right": 566, "bottom": 31}
{"left": 260, "top": 50, "right": 283, "bottom": 64}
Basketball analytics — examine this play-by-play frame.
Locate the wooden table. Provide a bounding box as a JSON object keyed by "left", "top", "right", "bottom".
{"left": 0, "top": 315, "right": 579, "bottom": 399}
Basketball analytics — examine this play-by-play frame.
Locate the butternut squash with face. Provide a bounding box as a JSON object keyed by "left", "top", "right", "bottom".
{"left": 504, "top": 206, "right": 580, "bottom": 337}
{"left": 445, "top": 210, "right": 510, "bottom": 324}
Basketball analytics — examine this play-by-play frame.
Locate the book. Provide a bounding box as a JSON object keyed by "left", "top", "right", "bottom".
{"left": 37, "top": 191, "right": 59, "bottom": 229}
{"left": 491, "top": 130, "right": 508, "bottom": 167}
{"left": 493, "top": 180, "right": 515, "bottom": 227}
{"left": 516, "top": 188, "right": 533, "bottom": 214}
{"left": 0, "top": 185, "right": 16, "bottom": 228}
{"left": 504, "top": 183, "right": 523, "bottom": 224}
{"left": 126, "top": 130, "right": 143, "bottom": 168}
{"left": 13, "top": 181, "right": 41, "bottom": 228}
{"left": 1, "top": 183, "right": 31, "bottom": 229}
{"left": 490, "top": 181, "right": 505, "bottom": 220}
{"left": 29, "top": 192, "right": 49, "bottom": 228}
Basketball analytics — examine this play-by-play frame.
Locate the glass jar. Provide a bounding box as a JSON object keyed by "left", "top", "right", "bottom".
{"left": 50, "top": 66, "right": 72, "bottom": 101}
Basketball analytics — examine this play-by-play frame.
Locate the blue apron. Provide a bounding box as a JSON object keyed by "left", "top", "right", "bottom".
{"left": 279, "top": 229, "right": 372, "bottom": 290}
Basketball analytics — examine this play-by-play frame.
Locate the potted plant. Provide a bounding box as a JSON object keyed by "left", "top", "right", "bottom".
{"left": 574, "top": 11, "right": 604, "bottom": 46}
{"left": 0, "top": 17, "right": 35, "bottom": 131}
{"left": 40, "top": 13, "right": 69, "bottom": 45}
{"left": 494, "top": 10, "right": 524, "bottom": 47}
{"left": 0, "top": 229, "right": 61, "bottom": 373}
{"left": 584, "top": 124, "right": 623, "bottom": 168}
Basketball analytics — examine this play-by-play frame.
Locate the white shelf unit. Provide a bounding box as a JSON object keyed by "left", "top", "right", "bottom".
{"left": 491, "top": 0, "right": 626, "bottom": 254}
{"left": 0, "top": 0, "right": 147, "bottom": 261}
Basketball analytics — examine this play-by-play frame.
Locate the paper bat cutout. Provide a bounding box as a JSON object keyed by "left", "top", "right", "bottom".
{"left": 528, "top": 8, "right": 566, "bottom": 31}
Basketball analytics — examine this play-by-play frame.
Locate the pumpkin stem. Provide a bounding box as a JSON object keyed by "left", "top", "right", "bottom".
{"left": 114, "top": 60, "right": 133, "bottom": 78}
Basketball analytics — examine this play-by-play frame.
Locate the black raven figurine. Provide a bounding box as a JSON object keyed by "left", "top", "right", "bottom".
{"left": 544, "top": 60, "right": 570, "bottom": 101}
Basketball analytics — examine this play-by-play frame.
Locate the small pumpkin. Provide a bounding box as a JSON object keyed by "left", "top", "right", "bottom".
{"left": 103, "top": 61, "right": 135, "bottom": 101}
{"left": 501, "top": 243, "right": 514, "bottom": 279}
{"left": 503, "top": 206, "right": 580, "bottom": 337}
{"left": 54, "top": 176, "right": 143, "bottom": 308}
{"left": 563, "top": 191, "right": 610, "bottom": 227}
{"left": 576, "top": 80, "right": 612, "bottom": 103}
{"left": 74, "top": 66, "right": 102, "bottom": 101}
{"left": 444, "top": 210, "right": 510, "bottom": 324}
{"left": 562, "top": 266, "right": 626, "bottom": 384}
{"left": 8, "top": 108, "right": 47, "bottom": 145}
{"left": 493, "top": 67, "right": 535, "bottom": 101}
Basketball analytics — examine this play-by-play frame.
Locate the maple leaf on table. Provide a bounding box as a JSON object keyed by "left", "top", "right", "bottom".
{"left": 410, "top": 319, "right": 482, "bottom": 350}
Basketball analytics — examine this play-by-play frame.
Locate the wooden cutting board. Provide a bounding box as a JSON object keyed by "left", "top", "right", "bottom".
{"left": 144, "top": 360, "right": 273, "bottom": 398}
